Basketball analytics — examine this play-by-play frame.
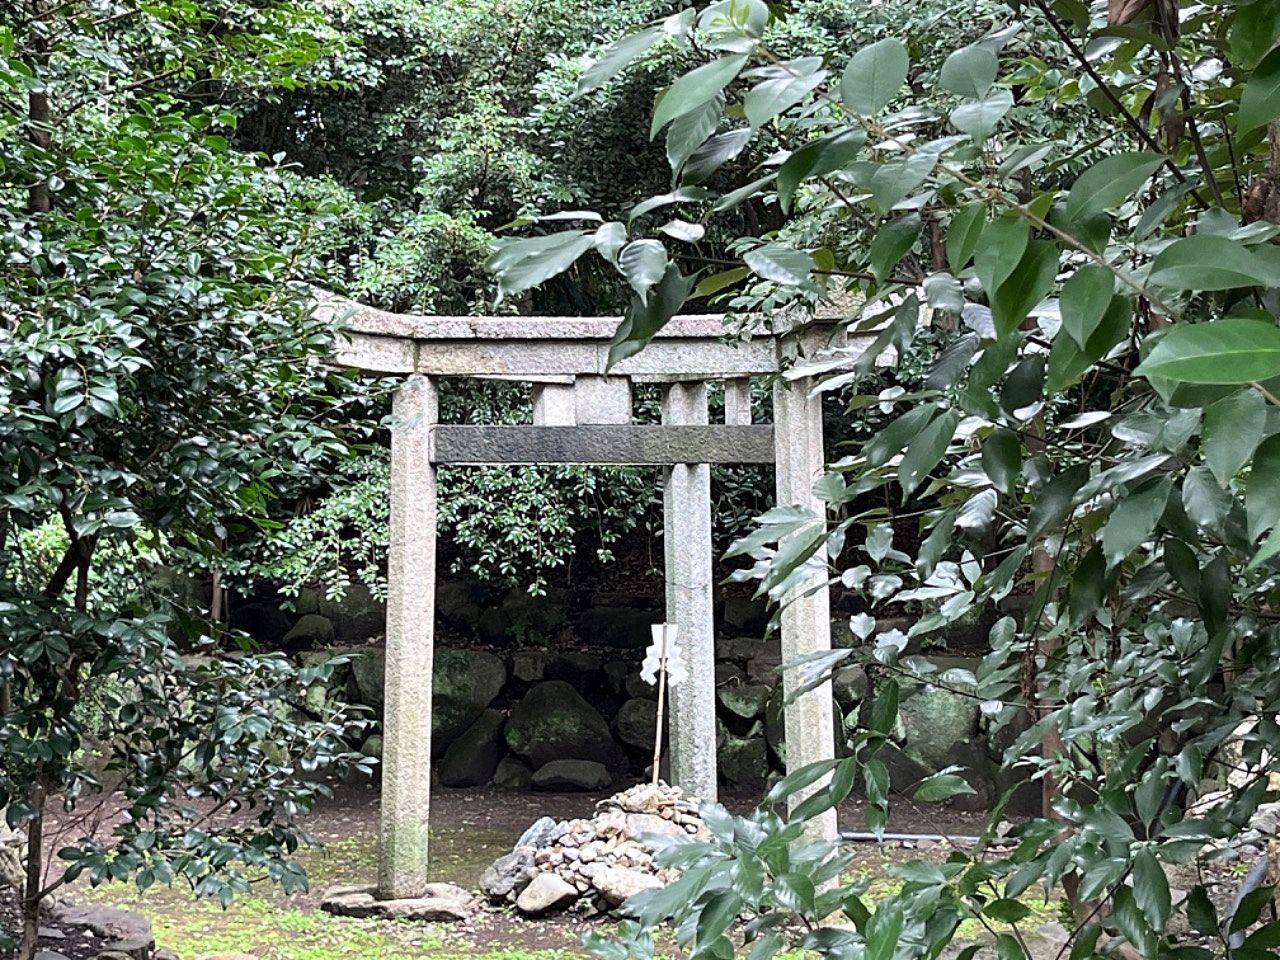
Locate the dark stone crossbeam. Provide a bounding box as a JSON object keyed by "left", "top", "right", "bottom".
{"left": 429, "top": 425, "right": 776, "bottom": 465}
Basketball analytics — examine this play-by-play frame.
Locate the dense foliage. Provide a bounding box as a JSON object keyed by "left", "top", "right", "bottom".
{"left": 492, "top": 0, "right": 1280, "bottom": 958}
{"left": 0, "top": 1, "right": 373, "bottom": 955}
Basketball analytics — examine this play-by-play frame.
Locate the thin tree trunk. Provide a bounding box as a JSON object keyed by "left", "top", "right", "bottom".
{"left": 17, "top": 782, "right": 45, "bottom": 960}
{"left": 27, "top": 0, "right": 50, "bottom": 217}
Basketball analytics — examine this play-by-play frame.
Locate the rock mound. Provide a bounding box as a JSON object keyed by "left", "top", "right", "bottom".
{"left": 479, "top": 781, "right": 707, "bottom": 916}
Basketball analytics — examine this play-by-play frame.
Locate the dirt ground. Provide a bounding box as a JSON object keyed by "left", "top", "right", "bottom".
{"left": 9, "top": 782, "right": 1001, "bottom": 960}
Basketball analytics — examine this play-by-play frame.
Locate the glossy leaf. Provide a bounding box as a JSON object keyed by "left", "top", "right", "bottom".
{"left": 1064, "top": 151, "right": 1164, "bottom": 223}
{"left": 651, "top": 55, "right": 749, "bottom": 138}
{"left": 940, "top": 44, "right": 998, "bottom": 99}
{"left": 1238, "top": 46, "right": 1280, "bottom": 133}
{"left": 1202, "top": 388, "right": 1266, "bottom": 485}
{"left": 840, "top": 39, "right": 909, "bottom": 116}
{"left": 1135, "top": 318, "right": 1280, "bottom": 384}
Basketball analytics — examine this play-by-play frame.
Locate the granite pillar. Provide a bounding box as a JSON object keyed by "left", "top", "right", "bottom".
{"left": 379, "top": 375, "right": 438, "bottom": 898}
{"left": 661, "top": 381, "right": 718, "bottom": 802}
{"left": 773, "top": 364, "right": 837, "bottom": 842}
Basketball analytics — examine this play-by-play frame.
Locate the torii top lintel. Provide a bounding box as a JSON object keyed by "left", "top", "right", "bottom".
{"left": 314, "top": 290, "right": 843, "bottom": 382}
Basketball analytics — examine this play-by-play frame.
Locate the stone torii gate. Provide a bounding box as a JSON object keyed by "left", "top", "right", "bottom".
{"left": 319, "top": 293, "right": 848, "bottom": 900}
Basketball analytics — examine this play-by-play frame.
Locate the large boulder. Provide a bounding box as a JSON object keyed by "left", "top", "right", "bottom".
{"left": 438, "top": 709, "right": 505, "bottom": 787}
{"left": 577, "top": 607, "right": 660, "bottom": 649}
{"left": 721, "top": 596, "right": 770, "bottom": 635}
{"left": 502, "top": 586, "right": 570, "bottom": 637}
{"left": 433, "top": 649, "right": 507, "bottom": 756}
{"left": 282, "top": 613, "right": 335, "bottom": 650}
{"left": 897, "top": 675, "right": 981, "bottom": 771}
{"left": 317, "top": 582, "right": 387, "bottom": 644}
{"left": 494, "top": 756, "right": 532, "bottom": 791}
{"left": 717, "top": 683, "right": 771, "bottom": 721}
{"left": 531, "top": 759, "right": 612, "bottom": 792}
{"left": 505, "top": 680, "right": 620, "bottom": 768}
{"left": 228, "top": 602, "right": 291, "bottom": 646}
{"left": 614, "top": 699, "right": 657, "bottom": 751}
{"left": 348, "top": 647, "right": 505, "bottom": 754}
{"left": 350, "top": 648, "right": 387, "bottom": 711}
{"left": 435, "top": 580, "right": 481, "bottom": 630}
{"left": 720, "top": 735, "right": 768, "bottom": 788}
{"left": 832, "top": 664, "right": 869, "bottom": 711}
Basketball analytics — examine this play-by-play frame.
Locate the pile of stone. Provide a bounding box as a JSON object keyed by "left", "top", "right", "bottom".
{"left": 479, "top": 782, "right": 707, "bottom": 917}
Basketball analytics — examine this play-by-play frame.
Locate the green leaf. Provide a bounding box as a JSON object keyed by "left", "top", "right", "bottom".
{"left": 994, "top": 934, "right": 1025, "bottom": 960}
{"left": 1046, "top": 295, "right": 1132, "bottom": 394}
{"left": 1230, "top": 3, "right": 1280, "bottom": 70}
{"left": 713, "top": 174, "right": 777, "bottom": 212}
{"left": 1186, "top": 886, "right": 1218, "bottom": 936}
{"left": 698, "top": 890, "right": 743, "bottom": 943}
{"left": 1135, "top": 318, "right": 1280, "bottom": 384}
{"left": 693, "top": 267, "right": 749, "bottom": 298}
{"left": 1069, "top": 544, "right": 1109, "bottom": 624}
{"left": 1238, "top": 46, "right": 1280, "bottom": 134}
{"left": 865, "top": 903, "right": 904, "bottom": 960}
{"left": 1101, "top": 478, "right": 1171, "bottom": 568}
{"left": 765, "top": 758, "right": 843, "bottom": 803}
{"left": 652, "top": 56, "right": 750, "bottom": 138}
{"left": 898, "top": 409, "right": 960, "bottom": 498}
{"left": 777, "top": 129, "right": 866, "bottom": 211}
{"left": 1182, "top": 465, "right": 1232, "bottom": 532}
{"left": 667, "top": 100, "right": 726, "bottom": 175}
{"left": 1148, "top": 235, "right": 1275, "bottom": 291}
{"left": 914, "top": 772, "right": 976, "bottom": 802}
{"left": 973, "top": 215, "right": 1028, "bottom": 299}
{"left": 840, "top": 38, "right": 909, "bottom": 115}
{"left": 745, "top": 59, "right": 826, "bottom": 128}
{"left": 991, "top": 240, "right": 1058, "bottom": 337}
{"left": 1231, "top": 885, "right": 1276, "bottom": 933}
{"left": 659, "top": 219, "right": 705, "bottom": 243}
{"left": 1078, "top": 857, "right": 1128, "bottom": 902}
{"left": 869, "top": 214, "right": 921, "bottom": 282}
{"left": 923, "top": 272, "right": 964, "bottom": 314}
{"left": 1247, "top": 433, "right": 1280, "bottom": 541}
{"left": 1247, "top": 525, "right": 1280, "bottom": 572}
{"left": 984, "top": 898, "right": 1032, "bottom": 924}
{"left": 489, "top": 230, "right": 595, "bottom": 299}
{"left": 1060, "top": 264, "right": 1114, "bottom": 348}
{"left": 594, "top": 222, "right": 628, "bottom": 266}
{"left": 981, "top": 428, "right": 1022, "bottom": 496}
{"left": 682, "top": 128, "right": 752, "bottom": 184}
{"left": 607, "top": 264, "right": 697, "bottom": 369}
{"left": 866, "top": 405, "right": 938, "bottom": 467}
{"left": 950, "top": 90, "right": 1014, "bottom": 141}
{"left": 1202, "top": 388, "right": 1266, "bottom": 485}
{"left": 868, "top": 150, "right": 938, "bottom": 211}
{"left": 947, "top": 204, "right": 987, "bottom": 272}
{"left": 574, "top": 25, "right": 662, "bottom": 97}
{"left": 1027, "top": 464, "right": 1089, "bottom": 541}
{"left": 744, "top": 243, "right": 814, "bottom": 285}
{"left": 617, "top": 240, "right": 669, "bottom": 304}
{"left": 774, "top": 873, "right": 816, "bottom": 914}
{"left": 940, "top": 45, "right": 998, "bottom": 99}
{"left": 630, "top": 186, "right": 715, "bottom": 221}
{"left": 1064, "top": 152, "right": 1164, "bottom": 223}
{"left": 869, "top": 679, "right": 899, "bottom": 736}
{"left": 1132, "top": 850, "right": 1171, "bottom": 929}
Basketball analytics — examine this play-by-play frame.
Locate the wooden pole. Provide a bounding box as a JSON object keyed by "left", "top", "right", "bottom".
{"left": 652, "top": 625, "right": 668, "bottom": 787}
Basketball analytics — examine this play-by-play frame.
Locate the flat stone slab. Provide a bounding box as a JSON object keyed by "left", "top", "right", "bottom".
{"left": 320, "top": 883, "right": 473, "bottom": 922}
{"left": 56, "top": 904, "right": 152, "bottom": 943}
